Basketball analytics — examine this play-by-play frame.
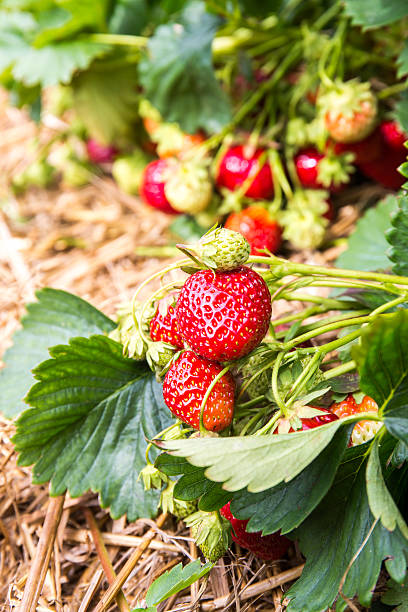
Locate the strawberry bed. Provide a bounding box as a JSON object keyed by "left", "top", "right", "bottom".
{"left": 2, "top": 1, "right": 408, "bottom": 611}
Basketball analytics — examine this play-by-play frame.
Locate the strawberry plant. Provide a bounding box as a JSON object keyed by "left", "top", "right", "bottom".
{"left": 3, "top": 169, "right": 408, "bottom": 608}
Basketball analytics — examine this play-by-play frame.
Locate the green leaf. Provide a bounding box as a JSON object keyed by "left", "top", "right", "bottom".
{"left": 33, "top": 1, "right": 109, "bottom": 46}
{"left": 108, "top": 0, "right": 149, "bottom": 35}
{"left": 72, "top": 63, "right": 141, "bottom": 146}
{"left": 382, "top": 578, "right": 408, "bottom": 611}
{"left": 13, "top": 335, "right": 174, "bottom": 520}
{"left": 397, "top": 42, "right": 408, "bottom": 78}
{"left": 343, "top": 0, "right": 408, "bottom": 28}
{"left": 146, "top": 560, "right": 212, "bottom": 606}
{"left": 139, "top": 0, "right": 231, "bottom": 133}
{"left": 12, "top": 40, "right": 108, "bottom": 87}
{"left": 387, "top": 196, "right": 408, "bottom": 276}
{"left": 286, "top": 445, "right": 408, "bottom": 612}
{"left": 336, "top": 196, "right": 398, "bottom": 271}
{"left": 395, "top": 92, "right": 408, "bottom": 135}
{"left": 366, "top": 437, "right": 408, "bottom": 537}
{"left": 155, "top": 453, "right": 231, "bottom": 511}
{"left": 0, "top": 288, "right": 114, "bottom": 419}
{"left": 162, "top": 419, "right": 345, "bottom": 492}
{"left": 353, "top": 310, "right": 408, "bottom": 446}
{"left": 230, "top": 425, "right": 351, "bottom": 535}
{"left": 391, "top": 440, "right": 408, "bottom": 466}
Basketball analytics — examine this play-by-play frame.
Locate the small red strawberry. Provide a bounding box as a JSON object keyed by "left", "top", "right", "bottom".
{"left": 150, "top": 301, "right": 184, "bottom": 349}
{"left": 216, "top": 145, "right": 274, "bottom": 199}
{"left": 358, "top": 152, "right": 406, "bottom": 190}
{"left": 274, "top": 407, "right": 339, "bottom": 434}
{"left": 220, "top": 502, "right": 290, "bottom": 561}
{"left": 380, "top": 120, "right": 407, "bottom": 150}
{"left": 318, "top": 79, "right": 377, "bottom": 144}
{"left": 294, "top": 147, "right": 352, "bottom": 192}
{"left": 224, "top": 206, "right": 282, "bottom": 255}
{"left": 176, "top": 266, "right": 272, "bottom": 362}
{"left": 86, "top": 139, "right": 118, "bottom": 164}
{"left": 330, "top": 394, "right": 381, "bottom": 446}
{"left": 162, "top": 350, "right": 235, "bottom": 431}
{"left": 139, "top": 159, "right": 178, "bottom": 214}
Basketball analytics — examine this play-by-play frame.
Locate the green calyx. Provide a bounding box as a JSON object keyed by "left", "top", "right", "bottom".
{"left": 178, "top": 227, "right": 250, "bottom": 272}
{"left": 140, "top": 463, "right": 169, "bottom": 491}
{"left": 108, "top": 302, "right": 154, "bottom": 360}
{"left": 146, "top": 342, "right": 177, "bottom": 380}
{"left": 317, "top": 152, "right": 354, "bottom": 187}
{"left": 318, "top": 78, "right": 377, "bottom": 119}
{"left": 186, "top": 511, "right": 231, "bottom": 562}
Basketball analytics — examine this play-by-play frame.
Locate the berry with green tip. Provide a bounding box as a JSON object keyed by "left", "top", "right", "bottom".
{"left": 186, "top": 511, "right": 231, "bottom": 562}
{"left": 150, "top": 302, "right": 184, "bottom": 349}
{"left": 318, "top": 79, "right": 377, "bottom": 144}
{"left": 159, "top": 481, "right": 198, "bottom": 519}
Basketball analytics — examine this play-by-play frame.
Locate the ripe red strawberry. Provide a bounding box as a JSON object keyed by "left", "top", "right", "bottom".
{"left": 330, "top": 394, "right": 380, "bottom": 446}
{"left": 150, "top": 302, "right": 184, "bottom": 349}
{"left": 220, "top": 502, "right": 290, "bottom": 561}
{"left": 139, "top": 159, "right": 178, "bottom": 214}
{"left": 162, "top": 350, "right": 235, "bottom": 431}
{"left": 318, "top": 79, "right": 377, "bottom": 144}
{"left": 294, "top": 147, "right": 351, "bottom": 192}
{"left": 333, "top": 128, "right": 383, "bottom": 164}
{"left": 224, "top": 206, "right": 282, "bottom": 255}
{"left": 380, "top": 120, "right": 407, "bottom": 150}
{"left": 358, "top": 152, "right": 406, "bottom": 190}
{"left": 86, "top": 139, "right": 118, "bottom": 164}
{"left": 274, "top": 407, "right": 339, "bottom": 434}
{"left": 216, "top": 145, "right": 274, "bottom": 199}
{"left": 176, "top": 266, "right": 272, "bottom": 362}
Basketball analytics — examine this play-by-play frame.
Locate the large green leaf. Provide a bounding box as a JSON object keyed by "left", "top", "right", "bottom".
{"left": 13, "top": 335, "right": 174, "bottom": 520}
{"left": 353, "top": 310, "right": 408, "bottom": 446}
{"left": 366, "top": 437, "right": 408, "bottom": 537}
{"left": 72, "top": 63, "right": 141, "bottom": 146}
{"left": 336, "top": 196, "right": 398, "bottom": 272}
{"left": 344, "top": 0, "right": 408, "bottom": 28}
{"left": 395, "top": 92, "right": 408, "bottom": 135}
{"left": 12, "top": 40, "right": 107, "bottom": 87}
{"left": 0, "top": 288, "right": 114, "bottom": 419}
{"left": 139, "top": 0, "right": 231, "bottom": 134}
{"left": 146, "top": 560, "right": 212, "bottom": 606}
{"left": 162, "top": 418, "right": 347, "bottom": 492}
{"left": 286, "top": 445, "right": 408, "bottom": 612}
{"left": 33, "top": 1, "right": 109, "bottom": 46}
{"left": 230, "top": 425, "right": 351, "bottom": 535}
{"left": 387, "top": 196, "right": 408, "bottom": 276}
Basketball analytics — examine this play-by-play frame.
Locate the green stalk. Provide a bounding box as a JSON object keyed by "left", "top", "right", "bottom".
{"left": 271, "top": 351, "right": 288, "bottom": 415}
{"left": 285, "top": 352, "right": 323, "bottom": 407}
{"left": 323, "top": 360, "right": 356, "bottom": 379}
{"left": 254, "top": 408, "right": 282, "bottom": 436}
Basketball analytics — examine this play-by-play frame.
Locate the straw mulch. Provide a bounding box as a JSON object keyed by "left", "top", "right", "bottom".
{"left": 0, "top": 91, "right": 388, "bottom": 611}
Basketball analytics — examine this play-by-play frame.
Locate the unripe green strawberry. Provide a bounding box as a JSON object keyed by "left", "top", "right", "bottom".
{"left": 164, "top": 160, "right": 213, "bottom": 214}
{"left": 241, "top": 349, "right": 272, "bottom": 399}
{"left": 179, "top": 227, "right": 250, "bottom": 272}
{"left": 61, "top": 160, "right": 91, "bottom": 188}
{"left": 12, "top": 160, "right": 56, "bottom": 193}
{"left": 160, "top": 481, "right": 198, "bottom": 519}
{"left": 186, "top": 511, "right": 231, "bottom": 562}
{"left": 112, "top": 150, "right": 152, "bottom": 194}
{"left": 280, "top": 190, "right": 329, "bottom": 250}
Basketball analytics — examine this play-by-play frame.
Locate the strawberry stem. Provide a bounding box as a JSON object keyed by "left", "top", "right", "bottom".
{"left": 285, "top": 352, "right": 323, "bottom": 407}
{"left": 271, "top": 351, "right": 290, "bottom": 416}
{"left": 199, "top": 365, "right": 232, "bottom": 434}
{"left": 253, "top": 408, "right": 283, "bottom": 436}
{"left": 323, "top": 360, "right": 356, "bottom": 379}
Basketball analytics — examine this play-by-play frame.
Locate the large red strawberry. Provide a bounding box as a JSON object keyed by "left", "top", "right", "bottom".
{"left": 162, "top": 350, "right": 235, "bottom": 431}
{"left": 176, "top": 266, "right": 272, "bottom": 362}
{"left": 216, "top": 145, "right": 274, "bottom": 199}
{"left": 220, "top": 502, "right": 290, "bottom": 561}
{"left": 86, "top": 139, "right": 118, "bottom": 164}
{"left": 330, "top": 394, "right": 380, "bottom": 446}
{"left": 294, "top": 147, "right": 352, "bottom": 192}
{"left": 224, "top": 206, "right": 282, "bottom": 255}
{"left": 139, "top": 159, "right": 178, "bottom": 214}
{"left": 318, "top": 79, "right": 377, "bottom": 144}
{"left": 357, "top": 120, "right": 407, "bottom": 189}
{"left": 333, "top": 128, "right": 383, "bottom": 164}
{"left": 150, "top": 301, "right": 184, "bottom": 349}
